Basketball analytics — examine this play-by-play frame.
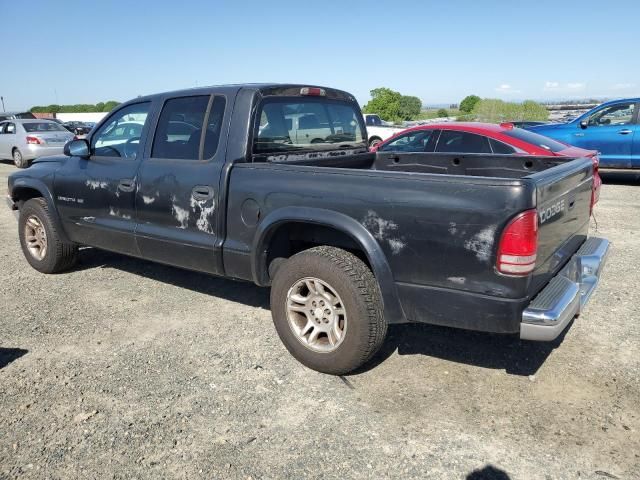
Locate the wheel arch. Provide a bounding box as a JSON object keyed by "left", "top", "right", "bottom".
{"left": 11, "top": 180, "right": 71, "bottom": 243}
{"left": 251, "top": 206, "right": 406, "bottom": 324}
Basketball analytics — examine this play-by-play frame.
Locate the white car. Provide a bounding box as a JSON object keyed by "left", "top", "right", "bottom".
{"left": 362, "top": 114, "right": 406, "bottom": 148}
{"left": 0, "top": 119, "right": 74, "bottom": 168}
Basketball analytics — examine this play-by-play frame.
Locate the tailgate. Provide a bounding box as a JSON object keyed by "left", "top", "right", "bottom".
{"left": 528, "top": 157, "right": 594, "bottom": 293}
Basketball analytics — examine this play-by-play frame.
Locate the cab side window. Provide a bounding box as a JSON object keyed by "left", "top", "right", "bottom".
{"left": 379, "top": 130, "right": 436, "bottom": 152}
{"left": 5, "top": 123, "right": 16, "bottom": 134}
{"left": 489, "top": 138, "right": 516, "bottom": 154}
{"left": 435, "top": 130, "right": 491, "bottom": 154}
{"left": 588, "top": 103, "right": 636, "bottom": 126}
{"left": 152, "top": 96, "right": 209, "bottom": 160}
{"left": 92, "top": 102, "right": 150, "bottom": 159}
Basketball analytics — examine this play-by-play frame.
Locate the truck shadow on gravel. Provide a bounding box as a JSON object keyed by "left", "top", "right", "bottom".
{"left": 75, "top": 247, "right": 270, "bottom": 309}
{"left": 357, "top": 321, "right": 569, "bottom": 377}
{"left": 75, "top": 248, "right": 562, "bottom": 376}
{"left": 0, "top": 348, "right": 28, "bottom": 369}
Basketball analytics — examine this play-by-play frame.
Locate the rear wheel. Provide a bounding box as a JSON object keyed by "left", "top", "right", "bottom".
{"left": 270, "top": 246, "right": 387, "bottom": 375}
{"left": 18, "top": 198, "right": 78, "bottom": 273}
{"left": 13, "top": 148, "right": 27, "bottom": 168}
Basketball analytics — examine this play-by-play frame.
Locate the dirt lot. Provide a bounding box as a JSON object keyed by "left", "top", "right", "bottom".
{"left": 0, "top": 162, "right": 638, "bottom": 480}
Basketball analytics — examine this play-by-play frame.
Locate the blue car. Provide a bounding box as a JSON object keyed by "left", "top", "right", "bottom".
{"left": 528, "top": 98, "right": 639, "bottom": 168}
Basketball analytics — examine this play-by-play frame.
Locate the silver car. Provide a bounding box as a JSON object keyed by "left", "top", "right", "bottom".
{"left": 0, "top": 119, "right": 74, "bottom": 168}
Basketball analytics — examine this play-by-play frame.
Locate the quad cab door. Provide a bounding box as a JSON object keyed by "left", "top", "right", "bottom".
{"left": 572, "top": 101, "right": 638, "bottom": 168}
{"left": 53, "top": 102, "right": 152, "bottom": 254}
{"left": 135, "top": 94, "right": 228, "bottom": 274}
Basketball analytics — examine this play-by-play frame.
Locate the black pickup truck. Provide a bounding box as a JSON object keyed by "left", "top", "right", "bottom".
{"left": 6, "top": 84, "right": 609, "bottom": 374}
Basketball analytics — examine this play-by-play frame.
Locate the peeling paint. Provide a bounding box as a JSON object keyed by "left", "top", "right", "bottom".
{"left": 464, "top": 227, "right": 495, "bottom": 262}
{"left": 190, "top": 197, "right": 216, "bottom": 234}
{"left": 388, "top": 239, "right": 406, "bottom": 255}
{"left": 362, "top": 210, "right": 399, "bottom": 241}
{"left": 362, "top": 210, "right": 406, "bottom": 255}
{"left": 448, "top": 222, "right": 458, "bottom": 235}
{"left": 172, "top": 204, "right": 189, "bottom": 229}
{"left": 142, "top": 195, "right": 156, "bottom": 205}
{"left": 81, "top": 216, "right": 95, "bottom": 222}
{"left": 108, "top": 207, "right": 131, "bottom": 220}
{"left": 85, "top": 180, "right": 108, "bottom": 190}
{"left": 448, "top": 276, "right": 466, "bottom": 285}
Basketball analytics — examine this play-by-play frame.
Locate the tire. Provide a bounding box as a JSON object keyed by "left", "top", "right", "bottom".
{"left": 368, "top": 137, "right": 382, "bottom": 149}
{"left": 13, "top": 148, "right": 27, "bottom": 168}
{"left": 270, "top": 246, "right": 387, "bottom": 375}
{"left": 18, "top": 198, "right": 78, "bottom": 273}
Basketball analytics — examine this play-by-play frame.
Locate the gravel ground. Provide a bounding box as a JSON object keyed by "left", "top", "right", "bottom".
{"left": 0, "top": 162, "right": 638, "bottom": 480}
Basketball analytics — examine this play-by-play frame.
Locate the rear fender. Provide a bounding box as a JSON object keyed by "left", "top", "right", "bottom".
{"left": 252, "top": 206, "right": 407, "bottom": 324}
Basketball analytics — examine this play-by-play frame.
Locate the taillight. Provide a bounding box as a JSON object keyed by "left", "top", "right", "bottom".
{"left": 26, "top": 136, "right": 41, "bottom": 145}
{"left": 497, "top": 209, "right": 538, "bottom": 275}
{"left": 590, "top": 154, "right": 601, "bottom": 213}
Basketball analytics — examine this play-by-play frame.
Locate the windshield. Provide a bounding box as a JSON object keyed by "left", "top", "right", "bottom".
{"left": 254, "top": 98, "right": 366, "bottom": 154}
{"left": 503, "top": 128, "right": 568, "bottom": 153}
{"left": 22, "top": 122, "right": 68, "bottom": 132}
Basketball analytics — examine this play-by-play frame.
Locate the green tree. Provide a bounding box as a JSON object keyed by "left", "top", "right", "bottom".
{"left": 362, "top": 88, "right": 403, "bottom": 123}
{"left": 103, "top": 100, "right": 120, "bottom": 112}
{"left": 520, "top": 100, "right": 549, "bottom": 121}
{"left": 398, "top": 95, "right": 422, "bottom": 120}
{"left": 472, "top": 98, "right": 549, "bottom": 123}
{"left": 459, "top": 94, "right": 481, "bottom": 113}
{"left": 437, "top": 108, "right": 449, "bottom": 118}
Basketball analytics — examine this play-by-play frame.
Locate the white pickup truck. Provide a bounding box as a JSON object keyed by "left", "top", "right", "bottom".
{"left": 363, "top": 114, "right": 406, "bottom": 148}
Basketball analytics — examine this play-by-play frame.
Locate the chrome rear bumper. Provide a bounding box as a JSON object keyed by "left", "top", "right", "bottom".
{"left": 521, "top": 237, "right": 610, "bottom": 341}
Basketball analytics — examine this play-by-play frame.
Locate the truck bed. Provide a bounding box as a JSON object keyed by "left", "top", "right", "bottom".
{"left": 233, "top": 151, "right": 594, "bottom": 332}
{"left": 267, "top": 150, "right": 571, "bottom": 179}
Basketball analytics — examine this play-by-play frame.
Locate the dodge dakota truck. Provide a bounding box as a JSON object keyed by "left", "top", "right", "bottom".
{"left": 6, "top": 84, "right": 609, "bottom": 374}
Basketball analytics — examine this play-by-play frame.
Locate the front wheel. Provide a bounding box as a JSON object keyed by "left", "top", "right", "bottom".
{"left": 270, "top": 246, "right": 387, "bottom": 375}
{"left": 18, "top": 198, "right": 78, "bottom": 273}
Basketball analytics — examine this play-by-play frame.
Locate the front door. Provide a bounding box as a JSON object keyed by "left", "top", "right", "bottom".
{"left": 572, "top": 101, "right": 637, "bottom": 168}
{"left": 53, "top": 101, "right": 153, "bottom": 254}
{"left": 135, "top": 94, "right": 228, "bottom": 274}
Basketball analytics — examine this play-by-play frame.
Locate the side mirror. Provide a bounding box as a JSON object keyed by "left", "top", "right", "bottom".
{"left": 579, "top": 121, "right": 588, "bottom": 130}
{"left": 64, "top": 138, "right": 90, "bottom": 158}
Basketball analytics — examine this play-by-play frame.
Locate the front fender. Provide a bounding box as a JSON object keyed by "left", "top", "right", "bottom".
{"left": 251, "top": 206, "right": 407, "bottom": 324}
{"left": 10, "top": 178, "right": 71, "bottom": 244}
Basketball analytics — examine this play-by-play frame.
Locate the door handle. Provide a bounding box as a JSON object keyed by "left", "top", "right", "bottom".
{"left": 118, "top": 179, "right": 136, "bottom": 192}
{"left": 618, "top": 129, "right": 633, "bottom": 135}
{"left": 192, "top": 185, "right": 214, "bottom": 201}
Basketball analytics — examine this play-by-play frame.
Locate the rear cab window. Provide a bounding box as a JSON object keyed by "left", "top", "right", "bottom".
{"left": 253, "top": 89, "right": 367, "bottom": 160}
{"left": 503, "top": 128, "right": 568, "bottom": 153}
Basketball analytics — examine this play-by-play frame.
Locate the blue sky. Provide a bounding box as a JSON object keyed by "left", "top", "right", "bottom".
{"left": 2, "top": 0, "right": 639, "bottom": 110}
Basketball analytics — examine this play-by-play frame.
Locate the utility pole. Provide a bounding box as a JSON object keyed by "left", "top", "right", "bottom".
{"left": 0, "top": 96, "right": 5, "bottom": 112}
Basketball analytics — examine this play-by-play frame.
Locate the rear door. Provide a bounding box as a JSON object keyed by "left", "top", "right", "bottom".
{"left": 135, "top": 93, "right": 228, "bottom": 275}
{"left": 572, "top": 101, "right": 637, "bottom": 168}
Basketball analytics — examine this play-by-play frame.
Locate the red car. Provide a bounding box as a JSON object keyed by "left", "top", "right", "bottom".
{"left": 373, "top": 122, "right": 601, "bottom": 207}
